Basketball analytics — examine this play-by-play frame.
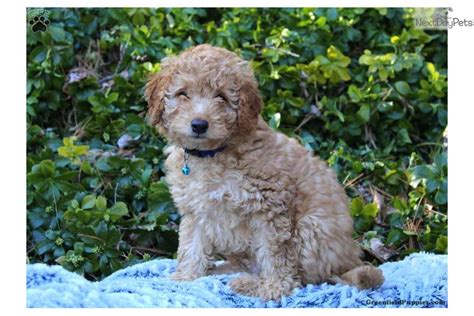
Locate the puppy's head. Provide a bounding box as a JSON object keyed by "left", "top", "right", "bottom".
{"left": 145, "top": 44, "right": 262, "bottom": 150}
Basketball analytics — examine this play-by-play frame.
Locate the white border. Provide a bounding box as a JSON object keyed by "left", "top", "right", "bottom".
{"left": 2, "top": 0, "right": 473, "bottom": 315}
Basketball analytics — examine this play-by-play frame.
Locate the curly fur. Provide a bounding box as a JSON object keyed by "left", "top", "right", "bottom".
{"left": 146, "top": 44, "right": 384, "bottom": 300}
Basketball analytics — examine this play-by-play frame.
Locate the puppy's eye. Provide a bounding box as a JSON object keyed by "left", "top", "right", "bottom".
{"left": 177, "top": 91, "right": 189, "bottom": 98}
{"left": 215, "top": 94, "right": 226, "bottom": 101}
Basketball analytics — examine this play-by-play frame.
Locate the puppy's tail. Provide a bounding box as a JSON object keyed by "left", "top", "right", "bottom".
{"left": 331, "top": 265, "right": 384, "bottom": 290}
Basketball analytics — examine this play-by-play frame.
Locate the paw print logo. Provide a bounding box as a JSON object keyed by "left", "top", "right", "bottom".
{"left": 29, "top": 15, "right": 50, "bottom": 33}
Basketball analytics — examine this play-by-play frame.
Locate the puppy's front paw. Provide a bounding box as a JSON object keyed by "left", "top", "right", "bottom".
{"left": 256, "top": 282, "right": 292, "bottom": 301}
{"left": 230, "top": 275, "right": 296, "bottom": 301}
{"left": 170, "top": 271, "right": 200, "bottom": 281}
{"left": 229, "top": 274, "right": 259, "bottom": 297}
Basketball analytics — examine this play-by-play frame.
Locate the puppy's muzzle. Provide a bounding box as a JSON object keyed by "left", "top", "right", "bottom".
{"left": 191, "top": 119, "right": 209, "bottom": 134}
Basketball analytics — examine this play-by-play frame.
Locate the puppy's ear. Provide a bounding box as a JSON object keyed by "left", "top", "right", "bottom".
{"left": 145, "top": 58, "right": 176, "bottom": 127}
{"left": 238, "top": 78, "right": 262, "bottom": 134}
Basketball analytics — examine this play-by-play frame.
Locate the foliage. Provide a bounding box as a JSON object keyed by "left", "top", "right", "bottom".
{"left": 27, "top": 8, "right": 447, "bottom": 280}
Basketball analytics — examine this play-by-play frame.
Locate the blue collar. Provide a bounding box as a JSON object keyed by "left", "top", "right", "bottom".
{"left": 184, "top": 146, "right": 227, "bottom": 158}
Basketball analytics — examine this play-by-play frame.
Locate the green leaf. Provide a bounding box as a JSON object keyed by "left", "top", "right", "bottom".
{"left": 437, "top": 108, "right": 447, "bottom": 126}
{"left": 109, "top": 258, "right": 123, "bottom": 271}
{"left": 397, "top": 128, "right": 412, "bottom": 144}
{"left": 426, "top": 178, "right": 439, "bottom": 193}
{"left": 39, "top": 160, "right": 55, "bottom": 177}
{"left": 434, "top": 153, "right": 447, "bottom": 168}
{"left": 435, "top": 235, "right": 447, "bottom": 252}
{"left": 95, "top": 221, "right": 109, "bottom": 241}
{"left": 45, "top": 230, "right": 58, "bottom": 240}
{"left": 412, "top": 165, "right": 436, "bottom": 180}
{"left": 30, "top": 47, "right": 48, "bottom": 63}
{"left": 37, "top": 240, "right": 55, "bottom": 255}
{"left": 357, "top": 104, "right": 371, "bottom": 123}
{"left": 106, "top": 226, "right": 121, "bottom": 244}
{"left": 362, "top": 203, "right": 378, "bottom": 218}
{"left": 54, "top": 247, "right": 65, "bottom": 257}
{"left": 76, "top": 209, "right": 91, "bottom": 222}
{"left": 435, "top": 190, "right": 447, "bottom": 205}
{"left": 96, "top": 196, "right": 107, "bottom": 211}
{"left": 132, "top": 12, "right": 145, "bottom": 26}
{"left": 109, "top": 202, "right": 128, "bottom": 220}
{"left": 96, "top": 157, "right": 112, "bottom": 172}
{"left": 327, "top": 8, "right": 338, "bottom": 20}
{"left": 87, "top": 95, "right": 102, "bottom": 108}
{"left": 327, "top": 45, "right": 350, "bottom": 67}
{"left": 57, "top": 147, "right": 69, "bottom": 158}
{"left": 74, "top": 242, "right": 85, "bottom": 253}
{"left": 386, "top": 228, "right": 406, "bottom": 246}
{"left": 348, "top": 85, "right": 363, "bottom": 102}
{"left": 148, "top": 181, "right": 173, "bottom": 213}
{"left": 166, "top": 13, "right": 175, "bottom": 28}
{"left": 74, "top": 145, "right": 89, "bottom": 156}
{"left": 70, "top": 199, "right": 80, "bottom": 209}
{"left": 81, "top": 161, "right": 94, "bottom": 175}
{"left": 269, "top": 112, "right": 281, "bottom": 129}
{"left": 55, "top": 256, "right": 66, "bottom": 265}
{"left": 28, "top": 211, "right": 44, "bottom": 228}
{"left": 58, "top": 137, "right": 89, "bottom": 160}
{"left": 315, "top": 16, "right": 327, "bottom": 27}
{"left": 49, "top": 25, "right": 66, "bottom": 42}
{"left": 350, "top": 197, "right": 364, "bottom": 216}
{"left": 426, "top": 62, "right": 439, "bottom": 81}
{"left": 84, "top": 261, "right": 96, "bottom": 273}
{"left": 394, "top": 81, "right": 411, "bottom": 96}
{"left": 82, "top": 195, "right": 96, "bottom": 210}
{"left": 106, "top": 92, "right": 119, "bottom": 103}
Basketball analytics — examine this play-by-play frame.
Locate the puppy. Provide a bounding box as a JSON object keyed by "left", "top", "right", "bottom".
{"left": 146, "top": 44, "right": 384, "bottom": 300}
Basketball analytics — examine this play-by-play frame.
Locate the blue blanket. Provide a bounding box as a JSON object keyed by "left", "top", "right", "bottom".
{"left": 26, "top": 252, "right": 447, "bottom": 308}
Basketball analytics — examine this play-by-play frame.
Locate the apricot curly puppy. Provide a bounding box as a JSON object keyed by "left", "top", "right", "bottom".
{"left": 146, "top": 44, "right": 384, "bottom": 300}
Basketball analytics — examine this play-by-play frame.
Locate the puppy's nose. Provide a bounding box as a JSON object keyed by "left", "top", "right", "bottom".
{"left": 191, "top": 119, "right": 209, "bottom": 134}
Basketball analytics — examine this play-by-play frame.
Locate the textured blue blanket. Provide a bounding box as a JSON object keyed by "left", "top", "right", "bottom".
{"left": 26, "top": 252, "right": 447, "bottom": 308}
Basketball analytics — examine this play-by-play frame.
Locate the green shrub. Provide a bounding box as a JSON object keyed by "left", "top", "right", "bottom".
{"left": 27, "top": 8, "right": 447, "bottom": 280}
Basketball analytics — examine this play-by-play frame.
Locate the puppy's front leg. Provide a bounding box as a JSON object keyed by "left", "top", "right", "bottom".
{"left": 170, "top": 214, "right": 211, "bottom": 281}
{"left": 230, "top": 204, "right": 301, "bottom": 300}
